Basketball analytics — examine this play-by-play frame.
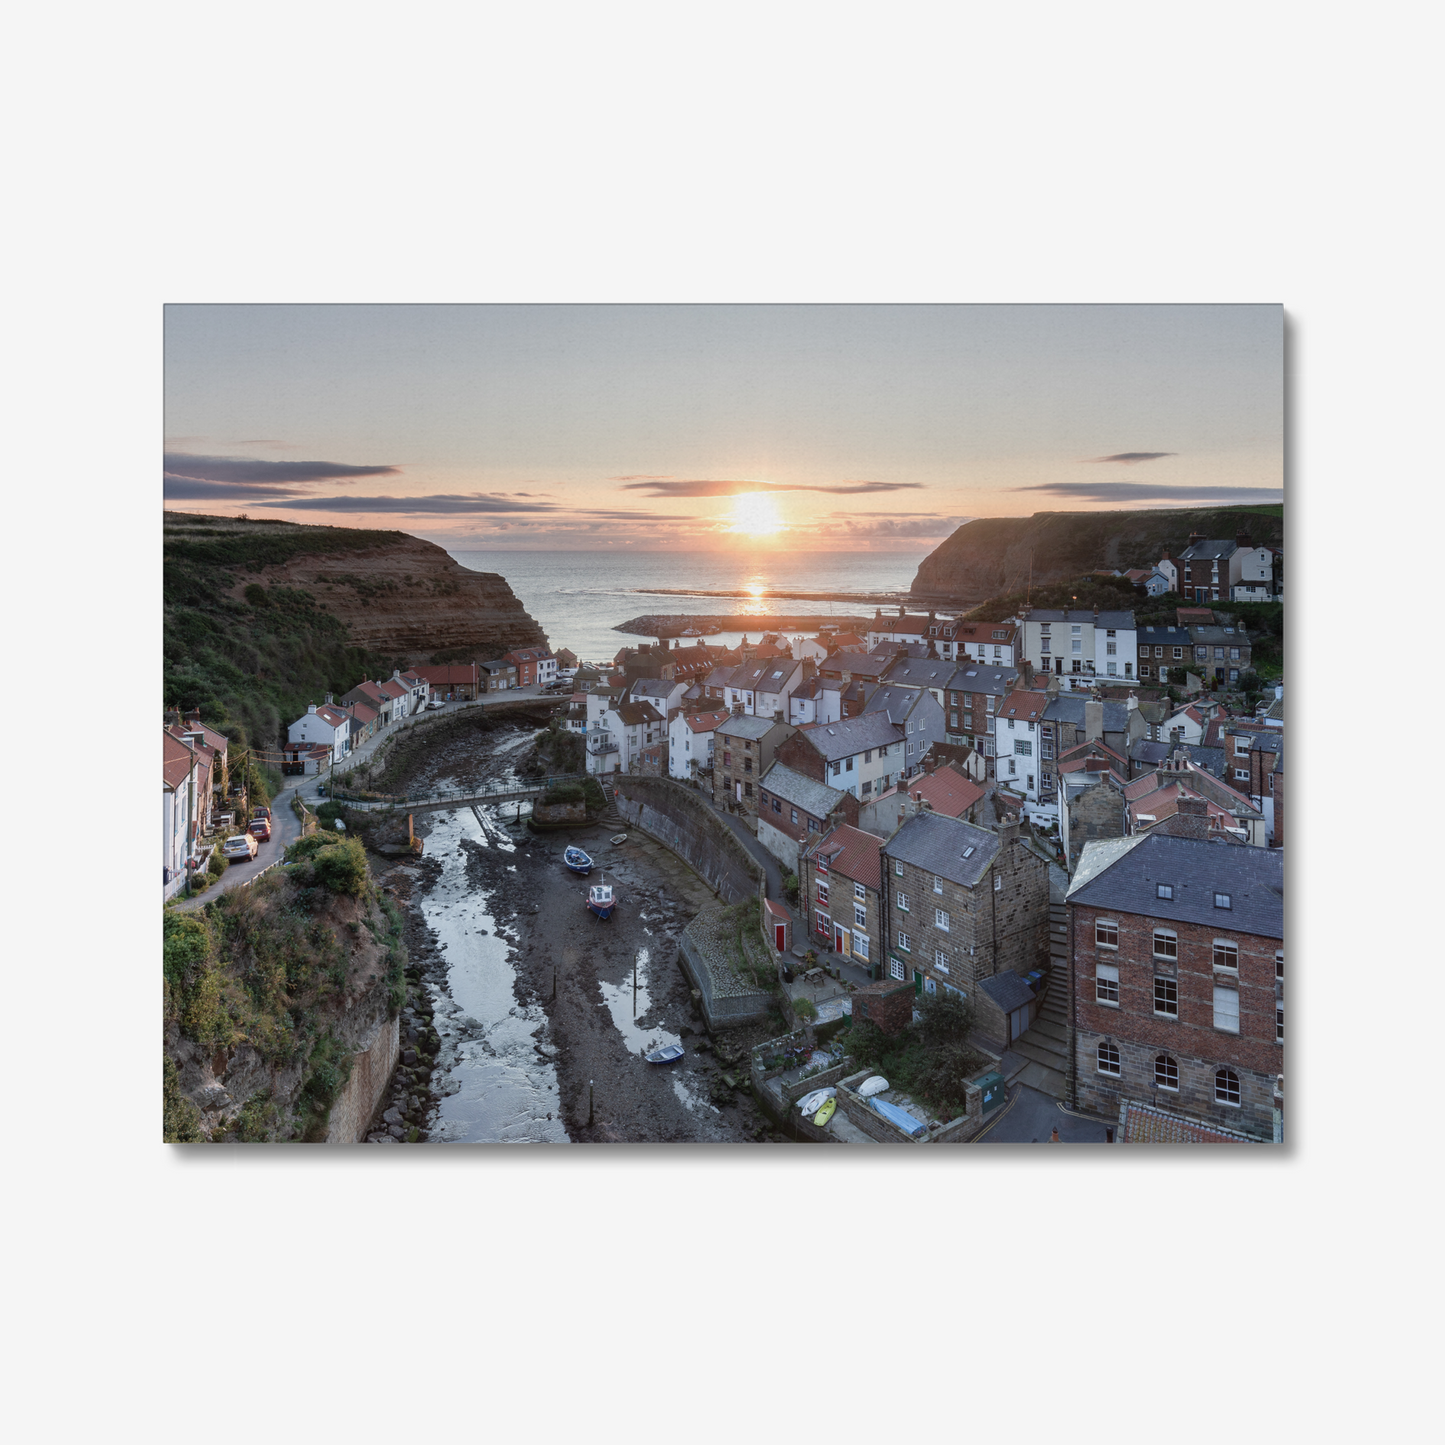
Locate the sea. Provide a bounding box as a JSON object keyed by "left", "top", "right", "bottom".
{"left": 447, "top": 549, "right": 927, "bottom": 663}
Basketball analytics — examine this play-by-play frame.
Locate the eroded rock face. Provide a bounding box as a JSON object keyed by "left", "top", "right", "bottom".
{"left": 228, "top": 532, "right": 546, "bottom": 665}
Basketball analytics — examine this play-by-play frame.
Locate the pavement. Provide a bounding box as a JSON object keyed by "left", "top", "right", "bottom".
{"left": 974, "top": 1083, "right": 1113, "bottom": 1144}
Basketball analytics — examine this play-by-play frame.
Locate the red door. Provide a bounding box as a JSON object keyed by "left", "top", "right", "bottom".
{"left": 775, "top": 923, "right": 786, "bottom": 951}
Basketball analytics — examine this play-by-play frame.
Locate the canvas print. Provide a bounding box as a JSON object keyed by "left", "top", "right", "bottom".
{"left": 163, "top": 304, "right": 1284, "bottom": 1145}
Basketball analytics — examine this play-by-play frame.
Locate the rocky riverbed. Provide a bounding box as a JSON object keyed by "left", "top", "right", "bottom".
{"left": 363, "top": 722, "right": 791, "bottom": 1143}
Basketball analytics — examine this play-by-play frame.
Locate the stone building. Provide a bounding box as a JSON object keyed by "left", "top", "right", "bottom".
{"left": 756, "top": 761, "right": 857, "bottom": 872}
{"left": 878, "top": 812, "right": 1050, "bottom": 1001}
{"left": 1065, "top": 831, "right": 1283, "bottom": 1141}
{"left": 798, "top": 821, "right": 886, "bottom": 975}
{"left": 711, "top": 714, "right": 796, "bottom": 819}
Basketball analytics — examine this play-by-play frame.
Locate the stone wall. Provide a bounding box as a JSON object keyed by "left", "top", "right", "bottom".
{"left": 326, "top": 1014, "right": 401, "bottom": 1143}
{"left": 678, "top": 926, "right": 774, "bottom": 1032}
{"left": 612, "top": 775, "right": 762, "bottom": 904}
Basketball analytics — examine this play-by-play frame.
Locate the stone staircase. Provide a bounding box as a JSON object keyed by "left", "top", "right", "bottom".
{"left": 1010, "top": 902, "right": 1070, "bottom": 1097}
{"left": 598, "top": 781, "right": 623, "bottom": 828}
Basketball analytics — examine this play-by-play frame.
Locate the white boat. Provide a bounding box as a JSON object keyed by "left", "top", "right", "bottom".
{"left": 611, "top": 833, "right": 628, "bottom": 845}
{"left": 586, "top": 880, "right": 617, "bottom": 920}
{"left": 857, "top": 1076, "right": 889, "bottom": 1098}
{"left": 796, "top": 1086, "right": 836, "bottom": 1115}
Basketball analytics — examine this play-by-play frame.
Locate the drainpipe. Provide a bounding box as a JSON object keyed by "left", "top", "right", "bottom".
{"left": 1067, "top": 902, "right": 1077, "bottom": 1108}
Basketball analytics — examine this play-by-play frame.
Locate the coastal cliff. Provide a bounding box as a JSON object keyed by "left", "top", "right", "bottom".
{"left": 909, "top": 506, "right": 1284, "bottom": 604}
{"left": 164, "top": 513, "right": 546, "bottom": 748}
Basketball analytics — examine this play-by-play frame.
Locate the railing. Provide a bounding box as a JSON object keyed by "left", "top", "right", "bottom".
{"left": 324, "top": 773, "right": 589, "bottom": 807}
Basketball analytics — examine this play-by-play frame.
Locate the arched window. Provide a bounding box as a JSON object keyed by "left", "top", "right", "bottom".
{"left": 1155, "top": 1054, "right": 1178, "bottom": 1090}
{"left": 1215, "top": 1068, "right": 1241, "bottom": 1105}
{"left": 1096, "top": 1042, "right": 1121, "bottom": 1076}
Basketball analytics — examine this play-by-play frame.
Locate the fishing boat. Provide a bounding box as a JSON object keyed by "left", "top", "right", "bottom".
{"left": 644, "top": 1042, "right": 684, "bottom": 1064}
{"left": 563, "top": 846, "right": 593, "bottom": 875}
{"left": 586, "top": 879, "right": 617, "bottom": 920}
{"left": 813, "top": 1097, "right": 837, "bottom": 1127}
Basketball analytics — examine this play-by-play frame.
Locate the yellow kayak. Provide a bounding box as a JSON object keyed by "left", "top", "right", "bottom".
{"left": 813, "top": 1097, "right": 837, "bottom": 1127}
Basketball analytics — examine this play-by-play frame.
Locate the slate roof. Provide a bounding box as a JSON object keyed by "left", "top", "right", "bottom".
{"left": 616, "top": 701, "right": 664, "bottom": 726}
{"left": 703, "top": 666, "right": 738, "bottom": 689}
{"left": 715, "top": 713, "right": 787, "bottom": 741}
{"left": 1067, "top": 832, "right": 1282, "bottom": 938}
{"left": 861, "top": 685, "right": 926, "bottom": 722}
{"left": 796, "top": 713, "right": 903, "bottom": 761}
{"left": 881, "top": 656, "right": 952, "bottom": 688}
{"left": 630, "top": 677, "right": 678, "bottom": 700}
{"left": 1189, "top": 625, "right": 1251, "bottom": 646}
{"left": 1178, "top": 539, "right": 1238, "bottom": 562}
{"left": 978, "top": 971, "right": 1036, "bottom": 1014}
{"left": 760, "top": 762, "right": 850, "bottom": 823}
{"left": 1137, "top": 625, "right": 1194, "bottom": 648}
{"left": 946, "top": 663, "right": 1020, "bottom": 697}
{"left": 1130, "top": 740, "right": 1226, "bottom": 779}
{"left": 883, "top": 810, "right": 1000, "bottom": 888}
{"left": 1044, "top": 696, "right": 1131, "bottom": 732}
{"left": 1024, "top": 609, "right": 1136, "bottom": 628}
{"left": 807, "top": 822, "right": 887, "bottom": 892}
{"left": 821, "top": 651, "right": 893, "bottom": 679}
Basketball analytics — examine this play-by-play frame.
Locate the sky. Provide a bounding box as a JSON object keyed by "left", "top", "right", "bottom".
{"left": 163, "top": 304, "right": 1282, "bottom": 552}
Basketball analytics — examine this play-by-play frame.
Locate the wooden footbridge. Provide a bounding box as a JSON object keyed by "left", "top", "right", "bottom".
{"left": 323, "top": 774, "right": 593, "bottom": 816}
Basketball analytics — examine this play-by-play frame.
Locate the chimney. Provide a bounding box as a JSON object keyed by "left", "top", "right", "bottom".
{"left": 1172, "top": 794, "right": 1209, "bottom": 839}
{"left": 998, "top": 816, "right": 1021, "bottom": 849}
{"left": 325, "top": 693, "right": 334, "bottom": 706}
{"left": 1127, "top": 692, "right": 1139, "bottom": 712}
{"left": 1235, "top": 529, "right": 1252, "bottom": 550}
{"left": 1084, "top": 699, "right": 1104, "bottom": 742}
{"left": 308, "top": 703, "right": 318, "bottom": 714}
{"left": 186, "top": 707, "right": 202, "bottom": 725}
{"left": 1188, "top": 530, "right": 1204, "bottom": 548}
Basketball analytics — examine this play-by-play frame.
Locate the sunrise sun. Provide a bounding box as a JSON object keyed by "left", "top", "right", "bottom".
{"left": 726, "top": 492, "right": 785, "bottom": 537}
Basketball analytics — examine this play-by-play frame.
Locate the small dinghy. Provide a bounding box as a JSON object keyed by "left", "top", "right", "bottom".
{"left": 564, "top": 846, "right": 593, "bottom": 875}
{"left": 813, "top": 1097, "right": 837, "bottom": 1127}
{"left": 870, "top": 1097, "right": 926, "bottom": 1137}
{"left": 611, "top": 833, "right": 628, "bottom": 845}
{"left": 857, "top": 1076, "right": 889, "bottom": 1098}
{"left": 644, "top": 1043, "right": 684, "bottom": 1064}
{"left": 796, "top": 1087, "right": 836, "bottom": 1115}
{"left": 586, "top": 880, "right": 617, "bottom": 920}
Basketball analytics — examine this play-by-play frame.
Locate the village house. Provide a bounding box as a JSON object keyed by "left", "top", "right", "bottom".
{"left": 816, "top": 651, "right": 894, "bottom": 690}
{"left": 1017, "top": 608, "right": 1138, "bottom": 686}
{"left": 991, "top": 688, "right": 1050, "bottom": 819}
{"left": 942, "top": 662, "right": 1021, "bottom": 770}
{"left": 771, "top": 713, "right": 906, "bottom": 803}
{"left": 858, "top": 761, "right": 986, "bottom": 836}
{"left": 788, "top": 676, "right": 843, "bottom": 727}
{"left": 554, "top": 648, "right": 578, "bottom": 676}
{"left": 864, "top": 608, "right": 932, "bottom": 651}
{"left": 667, "top": 707, "right": 729, "bottom": 781}
{"left": 878, "top": 653, "right": 953, "bottom": 707}
{"left": 711, "top": 714, "right": 797, "bottom": 817}
{"left": 1187, "top": 623, "right": 1252, "bottom": 686}
{"left": 1042, "top": 693, "right": 1144, "bottom": 760}
{"left": 799, "top": 821, "right": 887, "bottom": 975}
{"left": 480, "top": 659, "right": 519, "bottom": 691}
{"left": 952, "top": 620, "right": 1019, "bottom": 667}
{"left": 1128, "top": 738, "right": 1227, "bottom": 782}
{"left": 1176, "top": 529, "right": 1273, "bottom": 604}
{"left": 163, "top": 729, "right": 201, "bottom": 897}
{"left": 756, "top": 761, "right": 858, "bottom": 873}
{"left": 342, "top": 700, "right": 381, "bottom": 744}
{"left": 860, "top": 684, "right": 945, "bottom": 778}
{"left": 341, "top": 678, "right": 393, "bottom": 726}
{"left": 721, "top": 658, "right": 807, "bottom": 718}
{"left": 879, "top": 812, "right": 1050, "bottom": 1001}
{"left": 1135, "top": 624, "right": 1194, "bottom": 684}
{"left": 1054, "top": 740, "right": 1131, "bottom": 868}
{"left": 1223, "top": 726, "right": 1284, "bottom": 842}
{"left": 584, "top": 693, "right": 666, "bottom": 775}
{"left": 503, "top": 646, "right": 550, "bottom": 687}
{"left": 287, "top": 701, "right": 353, "bottom": 765}
{"left": 414, "top": 663, "right": 481, "bottom": 701}
{"left": 628, "top": 675, "right": 687, "bottom": 715}
{"left": 1066, "top": 830, "right": 1283, "bottom": 1141}
{"left": 1124, "top": 755, "right": 1267, "bottom": 846}
{"left": 166, "top": 710, "right": 230, "bottom": 803}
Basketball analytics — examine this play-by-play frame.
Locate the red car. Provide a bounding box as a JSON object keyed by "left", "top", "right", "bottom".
{"left": 249, "top": 818, "right": 272, "bottom": 841}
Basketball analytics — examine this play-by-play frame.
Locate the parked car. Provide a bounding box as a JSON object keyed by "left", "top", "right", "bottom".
{"left": 222, "top": 834, "right": 258, "bottom": 861}
{"left": 253, "top": 805, "right": 270, "bottom": 821}
{"left": 427, "top": 698, "right": 447, "bottom": 710}
{"left": 249, "top": 818, "right": 271, "bottom": 841}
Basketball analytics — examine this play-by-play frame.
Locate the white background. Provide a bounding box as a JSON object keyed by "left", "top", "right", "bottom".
{"left": 6, "top": 3, "right": 1433, "bottom": 1441}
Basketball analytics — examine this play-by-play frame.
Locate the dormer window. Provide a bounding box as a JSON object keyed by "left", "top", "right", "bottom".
{"left": 1214, "top": 892, "right": 1232, "bottom": 910}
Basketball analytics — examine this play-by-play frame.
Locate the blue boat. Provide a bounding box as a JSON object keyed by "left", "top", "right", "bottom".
{"left": 564, "top": 846, "right": 593, "bottom": 875}
{"left": 870, "top": 1097, "right": 927, "bottom": 1138}
{"left": 586, "top": 880, "right": 617, "bottom": 921}
{"left": 644, "top": 1043, "right": 684, "bottom": 1063}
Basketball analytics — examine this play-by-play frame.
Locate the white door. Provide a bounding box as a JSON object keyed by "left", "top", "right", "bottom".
{"left": 736, "top": 782, "right": 743, "bottom": 802}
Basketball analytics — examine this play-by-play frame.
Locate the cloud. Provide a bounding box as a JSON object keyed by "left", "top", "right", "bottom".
{"left": 1084, "top": 452, "right": 1178, "bottom": 465}
{"left": 164, "top": 475, "right": 312, "bottom": 501}
{"left": 256, "top": 493, "right": 561, "bottom": 514}
{"left": 163, "top": 452, "right": 401, "bottom": 484}
{"left": 617, "top": 477, "right": 924, "bottom": 497}
{"left": 827, "top": 514, "right": 971, "bottom": 540}
{"left": 1011, "top": 482, "right": 1283, "bottom": 504}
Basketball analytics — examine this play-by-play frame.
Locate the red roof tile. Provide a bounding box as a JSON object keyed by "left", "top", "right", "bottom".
{"left": 810, "top": 822, "right": 885, "bottom": 893}
{"left": 905, "top": 766, "right": 985, "bottom": 819}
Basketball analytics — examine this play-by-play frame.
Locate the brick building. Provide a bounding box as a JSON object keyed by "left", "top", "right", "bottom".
{"left": 849, "top": 978, "right": 915, "bottom": 1035}
{"left": 756, "top": 761, "right": 858, "bottom": 872}
{"left": 770, "top": 713, "right": 906, "bottom": 802}
{"left": 711, "top": 714, "right": 796, "bottom": 818}
{"left": 799, "top": 821, "right": 887, "bottom": 973}
{"left": 1065, "top": 831, "right": 1283, "bottom": 1141}
{"left": 879, "top": 812, "right": 1049, "bottom": 1000}
{"left": 941, "top": 662, "right": 1020, "bottom": 770}
{"left": 1187, "top": 624, "right": 1252, "bottom": 686}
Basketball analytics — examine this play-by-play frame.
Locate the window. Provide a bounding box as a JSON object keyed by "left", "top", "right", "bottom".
{"left": 807, "top": 818, "right": 819, "bottom": 833}
{"left": 994, "top": 875, "right": 1002, "bottom": 892}
{"left": 1234, "top": 767, "right": 1250, "bottom": 781}
{"left": 1214, "top": 892, "right": 1232, "bottom": 910}
{"left": 852, "top": 931, "right": 869, "bottom": 962}
{"left": 896, "top": 891, "right": 908, "bottom": 912}
{"left": 1008, "top": 758, "right": 1016, "bottom": 776}
{"left": 1153, "top": 930, "right": 1178, "bottom": 959}
{"left": 1155, "top": 1054, "right": 1178, "bottom": 1091}
{"left": 897, "top": 932, "right": 911, "bottom": 953}
{"left": 744, "top": 781, "right": 752, "bottom": 796}
{"left": 1095, "top": 919, "right": 1118, "bottom": 948}
{"left": 1015, "top": 739, "right": 1032, "bottom": 756}
{"left": 1214, "top": 1068, "right": 1241, "bottom": 1105}
{"left": 771, "top": 798, "right": 781, "bottom": 813}
{"left": 933, "top": 875, "right": 944, "bottom": 894}
{"left": 1230, "top": 647, "right": 1240, "bottom": 661}
{"left": 1097, "top": 1042, "right": 1121, "bottom": 1076}
{"left": 1276, "top": 1003, "right": 1284, "bottom": 1042}
{"left": 986, "top": 696, "right": 996, "bottom": 714}
{"left": 935, "top": 908, "right": 950, "bottom": 931}
{"left": 816, "top": 882, "right": 828, "bottom": 905}
{"left": 854, "top": 881, "right": 866, "bottom": 901}
{"left": 1156, "top": 883, "right": 1173, "bottom": 900}
{"left": 814, "top": 908, "right": 830, "bottom": 936}
{"left": 1173, "top": 646, "right": 1183, "bottom": 660}
{"left": 831, "top": 761, "right": 841, "bottom": 776}
{"left": 790, "top": 808, "right": 798, "bottom": 824}
{"left": 933, "top": 950, "right": 950, "bottom": 974}
{"left": 1154, "top": 977, "right": 1178, "bottom": 1016}
{"left": 895, "top": 861, "right": 903, "bottom": 876}
{"left": 1106, "top": 641, "right": 1117, "bottom": 656}
{"left": 854, "top": 903, "right": 867, "bottom": 928}
{"left": 1096, "top": 963, "right": 1119, "bottom": 1004}
{"left": 949, "top": 712, "right": 958, "bottom": 729}
{"left": 1213, "top": 941, "right": 1239, "bottom": 972}
{"left": 1276, "top": 950, "right": 1284, "bottom": 980}
{"left": 1213, "top": 985, "right": 1240, "bottom": 1033}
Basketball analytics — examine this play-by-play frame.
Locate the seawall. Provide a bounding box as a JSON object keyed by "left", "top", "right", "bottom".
{"left": 327, "top": 1013, "right": 401, "bottom": 1143}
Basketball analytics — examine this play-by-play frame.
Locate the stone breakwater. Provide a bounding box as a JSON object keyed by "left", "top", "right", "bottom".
{"left": 614, "top": 613, "right": 876, "bottom": 639}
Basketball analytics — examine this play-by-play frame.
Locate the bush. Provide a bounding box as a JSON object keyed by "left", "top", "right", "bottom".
{"left": 244, "top": 583, "right": 271, "bottom": 607}
{"left": 914, "top": 988, "right": 976, "bottom": 1051}
{"left": 792, "top": 996, "right": 818, "bottom": 1022}
{"left": 312, "top": 837, "right": 369, "bottom": 896}
{"left": 782, "top": 871, "right": 800, "bottom": 906}
{"left": 207, "top": 851, "right": 228, "bottom": 879}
